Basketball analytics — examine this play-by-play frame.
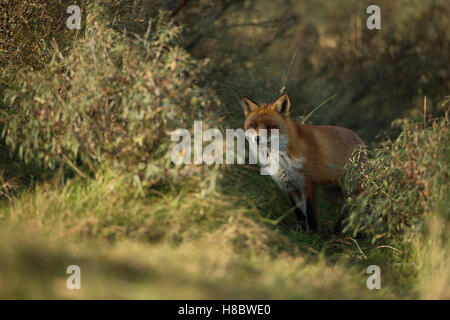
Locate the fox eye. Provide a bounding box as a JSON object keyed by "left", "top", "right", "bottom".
{"left": 267, "top": 125, "right": 278, "bottom": 130}
{"left": 249, "top": 123, "right": 257, "bottom": 129}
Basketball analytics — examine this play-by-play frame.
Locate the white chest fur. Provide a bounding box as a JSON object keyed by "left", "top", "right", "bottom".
{"left": 270, "top": 151, "right": 305, "bottom": 192}
{"left": 266, "top": 134, "right": 305, "bottom": 192}
{"left": 248, "top": 132, "right": 306, "bottom": 192}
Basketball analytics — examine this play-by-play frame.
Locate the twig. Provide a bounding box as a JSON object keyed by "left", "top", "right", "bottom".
{"left": 63, "top": 154, "right": 87, "bottom": 179}
{"left": 144, "top": 17, "right": 152, "bottom": 40}
{"left": 345, "top": 236, "right": 367, "bottom": 259}
{"left": 375, "top": 245, "right": 402, "bottom": 254}
{"left": 210, "top": 18, "right": 288, "bottom": 31}
{"left": 423, "top": 95, "right": 427, "bottom": 130}
{"left": 300, "top": 94, "right": 338, "bottom": 124}
{"left": 170, "top": 0, "right": 192, "bottom": 18}
{"left": 280, "top": 48, "right": 298, "bottom": 94}
{"left": 259, "top": 207, "right": 295, "bottom": 226}
{"left": 50, "top": 38, "right": 64, "bottom": 60}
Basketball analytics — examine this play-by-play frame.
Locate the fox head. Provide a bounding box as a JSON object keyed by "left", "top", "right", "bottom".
{"left": 242, "top": 94, "right": 291, "bottom": 147}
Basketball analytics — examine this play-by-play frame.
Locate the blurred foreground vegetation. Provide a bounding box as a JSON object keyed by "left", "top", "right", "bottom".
{"left": 0, "top": 0, "right": 448, "bottom": 299}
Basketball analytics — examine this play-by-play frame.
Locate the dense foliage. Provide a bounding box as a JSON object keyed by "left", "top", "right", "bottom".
{"left": 344, "top": 115, "right": 449, "bottom": 242}
{"left": 1, "top": 4, "right": 217, "bottom": 190}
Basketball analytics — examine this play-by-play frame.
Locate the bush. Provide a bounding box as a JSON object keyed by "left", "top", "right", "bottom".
{"left": 1, "top": 4, "right": 217, "bottom": 189}
{"left": 343, "top": 113, "right": 449, "bottom": 242}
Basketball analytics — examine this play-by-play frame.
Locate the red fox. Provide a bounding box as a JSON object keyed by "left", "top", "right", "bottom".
{"left": 243, "top": 94, "right": 365, "bottom": 233}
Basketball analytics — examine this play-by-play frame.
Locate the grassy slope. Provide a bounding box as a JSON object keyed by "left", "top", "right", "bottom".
{"left": 0, "top": 167, "right": 393, "bottom": 299}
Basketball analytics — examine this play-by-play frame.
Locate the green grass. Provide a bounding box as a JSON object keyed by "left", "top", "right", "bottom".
{"left": 0, "top": 166, "right": 396, "bottom": 299}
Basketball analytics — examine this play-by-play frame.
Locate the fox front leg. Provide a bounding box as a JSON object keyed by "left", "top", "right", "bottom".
{"left": 290, "top": 189, "right": 318, "bottom": 233}
{"left": 290, "top": 190, "right": 308, "bottom": 230}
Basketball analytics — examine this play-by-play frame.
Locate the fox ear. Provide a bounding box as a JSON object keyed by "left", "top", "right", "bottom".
{"left": 273, "top": 94, "right": 290, "bottom": 116}
{"left": 242, "top": 96, "right": 259, "bottom": 116}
